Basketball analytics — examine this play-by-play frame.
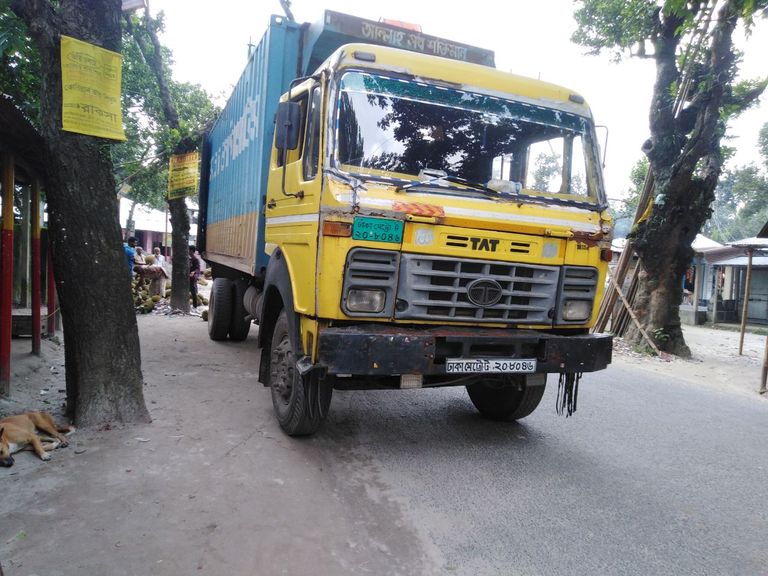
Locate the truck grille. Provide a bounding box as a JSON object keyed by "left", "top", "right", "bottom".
{"left": 396, "top": 254, "right": 559, "bottom": 324}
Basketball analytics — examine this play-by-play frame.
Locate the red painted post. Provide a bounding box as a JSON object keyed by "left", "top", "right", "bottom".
{"left": 1, "top": 153, "right": 14, "bottom": 395}
{"left": 47, "top": 238, "right": 57, "bottom": 336}
{"left": 31, "top": 179, "right": 41, "bottom": 355}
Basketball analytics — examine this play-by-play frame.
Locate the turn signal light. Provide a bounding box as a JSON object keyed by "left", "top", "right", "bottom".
{"left": 322, "top": 221, "right": 352, "bottom": 237}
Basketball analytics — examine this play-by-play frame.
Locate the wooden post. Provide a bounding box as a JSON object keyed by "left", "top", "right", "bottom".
{"left": 692, "top": 258, "right": 702, "bottom": 324}
{"left": 31, "top": 180, "right": 41, "bottom": 355}
{"left": 760, "top": 335, "right": 768, "bottom": 395}
{"left": 711, "top": 266, "right": 719, "bottom": 326}
{"left": 738, "top": 248, "right": 754, "bottom": 355}
{"left": 17, "top": 184, "right": 30, "bottom": 307}
{"left": 164, "top": 206, "right": 169, "bottom": 258}
{"left": 1, "top": 153, "right": 14, "bottom": 395}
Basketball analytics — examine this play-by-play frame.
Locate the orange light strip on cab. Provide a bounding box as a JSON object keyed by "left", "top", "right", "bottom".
{"left": 322, "top": 221, "right": 352, "bottom": 237}
{"left": 393, "top": 201, "right": 445, "bottom": 217}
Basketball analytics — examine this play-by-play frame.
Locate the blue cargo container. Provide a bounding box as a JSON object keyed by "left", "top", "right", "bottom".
{"left": 200, "top": 15, "right": 301, "bottom": 277}
{"left": 199, "top": 11, "right": 494, "bottom": 278}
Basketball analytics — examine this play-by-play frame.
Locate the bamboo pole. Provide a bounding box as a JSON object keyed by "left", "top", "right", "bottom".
{"left": 738, "top": 248, "right": 754, "bottom": 355}
{"left": 609, "top": 274, "right": 663, "bottom": 357}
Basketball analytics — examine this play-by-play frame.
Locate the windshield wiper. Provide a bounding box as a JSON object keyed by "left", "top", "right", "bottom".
{"left": 397, "top": 172, "right": 516, "bottom": 199}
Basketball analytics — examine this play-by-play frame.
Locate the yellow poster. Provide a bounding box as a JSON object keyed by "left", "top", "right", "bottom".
{"left": 61, "top": 35, "right": 126, "bottom": 140}
{"left": 168, "top": 152, "right": 200, "bottom": 199}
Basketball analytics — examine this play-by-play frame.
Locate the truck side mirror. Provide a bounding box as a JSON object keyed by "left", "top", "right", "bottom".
{"left": 275, "top": 101, "right": 301, "bottom": 151}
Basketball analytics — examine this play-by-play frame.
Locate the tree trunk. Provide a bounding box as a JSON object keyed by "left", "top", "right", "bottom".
{"left": 125, "top": 199, "right": 136, "bottom": 240}
{"left": 625, "top": 1, "right": 744, "bottom": 356}
{"left": 12, "top": 0, "right": 149, "bottom": 426}
{"left": 130, "top": 10, "right": 191, "bottom": 311}
{"left": 168, "top": 197, "right": 190, "bottom": 312}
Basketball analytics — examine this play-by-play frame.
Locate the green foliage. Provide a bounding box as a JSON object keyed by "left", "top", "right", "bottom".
{"left": 1, "top": 4, "right": 218, "bottom": 209}
{"left": 759, "top": 123, "right": 768, "bottom": 166}
{"left": 115, "top": 11, "right": 218, "bottom": 209}
{"left": 572, "top": 0, "right": 659, "bottom": 60}
{"left": 705, "top": 166, "right": 768, "bottom": 241}
{"left": 531, "top": 152, "right": 561, "bottom": 191}
{"left": 703, "top": 124, "right": 768, "bottom": 242}
{"left": 0, "top": 1, "right": 40, "bottom": 122}
{"left": 652, "top": 327, "right": 670, "bottom": 343}
{"left": 611, "top": 157, "right": 648, "bottom": 237}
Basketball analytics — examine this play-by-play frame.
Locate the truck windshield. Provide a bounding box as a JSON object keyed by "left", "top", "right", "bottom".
{"left": 334, "top": 71, "right": 605, "bottom": 205}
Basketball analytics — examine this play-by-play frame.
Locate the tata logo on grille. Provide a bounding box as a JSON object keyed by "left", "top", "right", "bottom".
{"left": 466, "top": 279, "right": 503, "bottom": 307}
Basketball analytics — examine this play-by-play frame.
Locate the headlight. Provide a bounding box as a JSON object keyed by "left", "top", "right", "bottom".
{"left": 346, "top": 289, "right": 386, "bottom": 313}
{"left": 562, "top": 300, "right": 592, "bottom": 322}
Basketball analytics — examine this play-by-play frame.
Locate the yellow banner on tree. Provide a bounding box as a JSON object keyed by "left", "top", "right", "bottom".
{"left": 60, "top": 35, "right": 126, "bottom": 141}
{"left": 168, "top": 152, "right": 200, "bottom": 199}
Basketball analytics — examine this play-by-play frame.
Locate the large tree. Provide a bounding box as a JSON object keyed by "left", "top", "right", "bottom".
{"left": 122, "top": 10, "right": 217, "bottom": 312}
{"left": 574, "top": 0, "right": 767, "bottom": 355}
{"left": 7, "top": 0, "right": 149, "bottom": 425}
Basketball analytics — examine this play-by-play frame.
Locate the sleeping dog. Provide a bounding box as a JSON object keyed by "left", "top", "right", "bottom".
{"left": 0, "top": 411, "right": 75, "bottom": 467}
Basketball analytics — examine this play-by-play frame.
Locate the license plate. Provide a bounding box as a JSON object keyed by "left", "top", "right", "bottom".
{"left": 445, "top": 358, "right": 537, "bottom": 373}
{"left": 352, "top": 216, "right": 404, "bottom": 243}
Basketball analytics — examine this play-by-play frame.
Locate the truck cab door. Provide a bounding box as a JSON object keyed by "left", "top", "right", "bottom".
{"left": 265, "top": 82, "right": 323, "bottom": 315}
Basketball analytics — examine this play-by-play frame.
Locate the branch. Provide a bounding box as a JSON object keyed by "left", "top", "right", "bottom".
{"left": 10, "top": 0, "right": 56, "bottom": 31}
{"left": 673, "top": 0, "right": 740, "bottom": 186}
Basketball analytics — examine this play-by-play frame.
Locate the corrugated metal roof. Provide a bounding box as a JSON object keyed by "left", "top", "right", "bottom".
{"left": 728, "top": 236, "right": 768, "bottom": 248}
{"left": 710, "top": 255, "right": 768, "bottom": 267}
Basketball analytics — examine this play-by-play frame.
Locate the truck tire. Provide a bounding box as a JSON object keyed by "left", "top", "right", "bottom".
{"left": 208, "top": 278, "right": 233, "bottom": 341}
{"left": 228, "top": 279, "right": 251, "bottom": 342}
{"left": 269, "top": 310, "right": 330, "bottom": 436}
{"left": 466, "top": 374, "right": 546, "bottom": 421}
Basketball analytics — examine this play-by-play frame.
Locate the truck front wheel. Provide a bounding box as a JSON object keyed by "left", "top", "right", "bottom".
{"left": 269, "top": 310, "right": 330, "bottom": 436}
{"left": 466, "top": 374, "right": 546, "bottom": 421}
{"left": 208, "top": 278, "right": 233, "bottom": 341}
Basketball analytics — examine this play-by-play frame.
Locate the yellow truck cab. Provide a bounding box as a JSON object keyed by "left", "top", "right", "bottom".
{"left": 199, "top": 12, "right": 613, "bottom": 435}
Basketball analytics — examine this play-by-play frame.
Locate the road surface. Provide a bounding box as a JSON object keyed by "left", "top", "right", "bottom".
{"left": 2, "top": 314, "right": 767, "bottom": 576}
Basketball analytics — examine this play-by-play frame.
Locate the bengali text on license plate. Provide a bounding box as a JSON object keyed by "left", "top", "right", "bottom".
{"left": 352, "top": 216, "right": 404, "bottom": 243}
{"left": 445, "top": 358, "right": 537, "bottom": 373}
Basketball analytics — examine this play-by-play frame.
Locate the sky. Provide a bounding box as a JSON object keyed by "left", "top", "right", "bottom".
{"left": 149, "top": 0, "right": 767, "bottom": 201}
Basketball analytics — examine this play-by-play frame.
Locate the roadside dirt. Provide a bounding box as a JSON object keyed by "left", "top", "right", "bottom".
{"left": 1, "top": 312, "right": 766, "bottom": 575}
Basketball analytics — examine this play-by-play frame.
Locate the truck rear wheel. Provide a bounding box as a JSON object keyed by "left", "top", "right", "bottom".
{"left": 208, "top": 278, "right": 233, "bottom": 341}
{"left": 466, "top": 374, "right": 546, "bottom": 421}
{"left": 269, "top": 310, "right": 330, "bottom": 436}
{"left": 228, "top": 279, "right": 251, "bottom": 342}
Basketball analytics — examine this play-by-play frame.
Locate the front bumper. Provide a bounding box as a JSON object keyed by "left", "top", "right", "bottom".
{"left": 317, "top": 324, "right": 612, "bottom": 376}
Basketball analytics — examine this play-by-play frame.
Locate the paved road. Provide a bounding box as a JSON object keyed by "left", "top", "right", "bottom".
{"left": 321, "top": 363, "right": 768, "bottom": 576}
{"left": 3, "top": 315, "right": 768, "bottom": 576}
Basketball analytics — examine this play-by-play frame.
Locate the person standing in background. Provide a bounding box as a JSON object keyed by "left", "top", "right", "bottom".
{"left": 189, "top": 245, "right": 201, "bottom": 308}
{"left": 124, "top": 236, "right": 137, "bottom": 275}
{"left": 152, "top": 246, "right": 166, "bottom": 267}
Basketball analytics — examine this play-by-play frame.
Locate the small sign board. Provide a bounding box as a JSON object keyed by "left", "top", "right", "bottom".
{"left": 167, "top": 152, "right": 200, "bottom": 199}
{"left": 60, "top": 35, "right": 126, "bottom": 140}
{"left": 324, "top": 10, "right": 495, "bottom": 68}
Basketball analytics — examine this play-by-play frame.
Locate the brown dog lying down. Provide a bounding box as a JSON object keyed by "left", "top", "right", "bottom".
{"left": 0, "top": 411, "right": 75, "bottom": 467}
